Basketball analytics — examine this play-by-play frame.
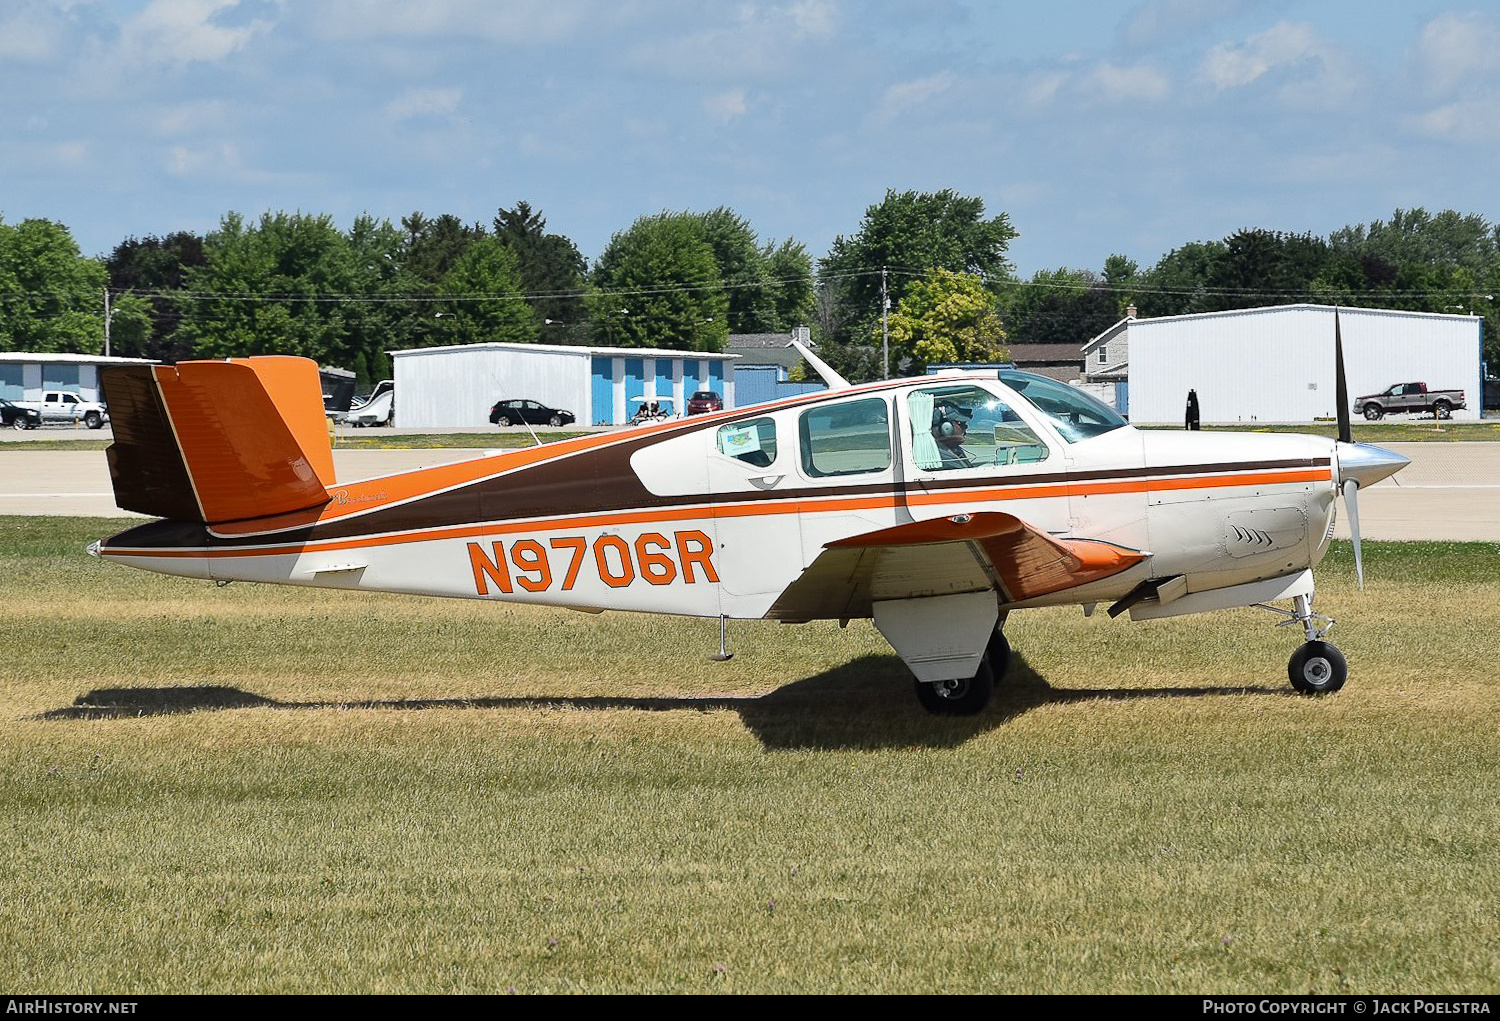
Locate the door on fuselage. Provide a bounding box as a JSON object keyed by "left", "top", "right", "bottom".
{"left": 895, "top": 380, "right": 1067, "bottom": 534}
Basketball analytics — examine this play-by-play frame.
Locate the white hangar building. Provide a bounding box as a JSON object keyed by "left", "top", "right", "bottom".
{"left": 0, "top": 352, "right": 157, "bottom": 402}
{"left": 390, "top": 342, "right": 739, "bottom": 429}
{"left": 1085, "top": 304, "right": 1483, "bottom": 425}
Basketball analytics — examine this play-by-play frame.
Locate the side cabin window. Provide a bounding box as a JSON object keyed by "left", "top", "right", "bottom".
{"left": 717, "top": 417, "right": 778, "bottom": 468}
{"left": 908, "top": 385, "right": 1049, "bottom": 471}
{"left": 799, "top": 397, "right": 891, "bottom": 477}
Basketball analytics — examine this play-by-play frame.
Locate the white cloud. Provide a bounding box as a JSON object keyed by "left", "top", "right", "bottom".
{"left": 155, "top": 100, "right": 231, "bottom": 137}
{"left": 1083, "top": 61, "right": 1171, "bottom": 104}
{"left": 1016, "top": 71, "right": 1069, "bottom": 114}
{"left": 1198, "top": 21, "right": 1323, "bottom": 91}
{"left": 703, "top": 89, "right": 749, "bottom": 123}
{"left": 0, "top": 1, "right": 71, "bottom": 62}
{"left": 123, "top": 0, "right": 271, "bottom": 66}
{"left": 386, "top": 87, "right": 464, "bottom": 122}
{"left": 625, "top": 1, "right": 840, "bottom": 80}
{"left": 876, "top": 72, "right": 955, "bottom": 122}
{"left": 303, "top": 0, "right": 586, "bottom": 43}
{"left": 1121, "top": 0, "right": 1255, "bottom": 48}
{"left": 1406, "top": 98, "right": 1500, "bottom": 145}
{"left": 1414, "top": 11, "right": 1500, "bottom": 96}
{"left": 782, "top": 0, "right": 838, "bottom": 42}
{"left": 167, "top": 140, "right": 244, "bottom": 177}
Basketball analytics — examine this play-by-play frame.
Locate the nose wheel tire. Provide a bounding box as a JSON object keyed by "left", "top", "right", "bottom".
{"left": 1288, "top": 641, "right": 1347, "bottom": 695}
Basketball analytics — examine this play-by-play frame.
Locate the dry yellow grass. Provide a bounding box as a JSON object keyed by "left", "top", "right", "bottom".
{"left": 2, "top": 519, "right": 1497, "bottom": 994}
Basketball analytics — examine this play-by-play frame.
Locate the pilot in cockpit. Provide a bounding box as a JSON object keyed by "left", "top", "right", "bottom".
{"left": 932, "top": 401, "right": 976, "bottom": 468}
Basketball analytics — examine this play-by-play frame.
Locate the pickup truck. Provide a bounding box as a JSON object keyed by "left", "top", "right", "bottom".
{"left": 13, "top": 391, "right": 110, "bottom": 429}
{"left": 1352, "top": 382, "right": 1466, "bottom": 421}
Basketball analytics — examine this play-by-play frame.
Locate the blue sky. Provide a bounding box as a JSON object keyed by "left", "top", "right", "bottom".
{"left": 3, "top": 0, "right": 1497, "bottom": 278}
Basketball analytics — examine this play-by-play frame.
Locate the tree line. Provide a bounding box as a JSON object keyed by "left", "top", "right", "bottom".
{"left": 1, "top": 194, "right": 1496, "bottom": 389}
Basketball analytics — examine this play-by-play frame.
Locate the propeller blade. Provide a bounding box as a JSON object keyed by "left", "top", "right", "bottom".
{"left": 1342, "top": 477, "right": 1364, "bottom": 590}
{"left": 1334, "top": 307, "right": 1352, "bottom": 445}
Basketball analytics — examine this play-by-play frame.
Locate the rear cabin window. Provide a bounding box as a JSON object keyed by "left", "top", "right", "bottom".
{"left": 716, "top": 417, "right": 777, "bottom": 467}
{"left": 799, "top": 398, "right": 891, "bottom": 477}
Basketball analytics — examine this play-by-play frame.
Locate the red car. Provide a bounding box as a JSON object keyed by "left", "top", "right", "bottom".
{"left": 687, "top": 390, "right": 723, "bottom": 415}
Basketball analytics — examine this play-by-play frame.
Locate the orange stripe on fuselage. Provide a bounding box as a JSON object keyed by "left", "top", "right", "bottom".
{"left": 102, "top": 464, "right": 1332, "bottom": 562}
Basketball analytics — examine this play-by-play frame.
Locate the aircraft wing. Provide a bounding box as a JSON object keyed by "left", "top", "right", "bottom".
{"left": 766, "top": 511, "right": 1147, "bottom": 622}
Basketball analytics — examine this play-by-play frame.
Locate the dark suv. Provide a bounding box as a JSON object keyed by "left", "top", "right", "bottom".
{"left": 687, "top": 390, "right": 724, "bottom": 415}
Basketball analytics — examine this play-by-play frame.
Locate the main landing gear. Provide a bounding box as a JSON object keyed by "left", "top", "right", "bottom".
{"left": 916, "top": 629, "right": 1011, "bottom": 716}
{"left": 1259, "top": 592, "right": 1347, "bottom": 695}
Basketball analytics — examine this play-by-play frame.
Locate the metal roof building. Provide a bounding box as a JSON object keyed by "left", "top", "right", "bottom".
{"left": 1097, "top": 304, "right": 1483, "bottom": 424}
{"left": 390, "top": 341, "right": 739, "bottom": 428}
{"left": 0, "top": 352, "right": 156, "bottom": 403}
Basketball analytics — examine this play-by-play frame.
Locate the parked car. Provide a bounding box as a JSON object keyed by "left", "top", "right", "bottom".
{"left": 11, "top": 390, "right": 108, "bottom": 428}
{"left": 1352, "top": 382, "right": 1466, "bottom": 421}
{"left": 1, "top": 399, "right": 43, "bottom": 430}
{"left": 687, "top": 390, "right": 724, "bottom": 415}
{"left": 489, "top": 398, "right": 575, "bottom": 427}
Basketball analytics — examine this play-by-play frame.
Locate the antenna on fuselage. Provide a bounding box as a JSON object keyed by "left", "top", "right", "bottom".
{"left": 788, "top": 337, "right": 851, "bottom": 391}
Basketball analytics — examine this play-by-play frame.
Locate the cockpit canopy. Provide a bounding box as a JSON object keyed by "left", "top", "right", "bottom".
{"left": 997, "top": 370, "right": 1128, "bottom": 442}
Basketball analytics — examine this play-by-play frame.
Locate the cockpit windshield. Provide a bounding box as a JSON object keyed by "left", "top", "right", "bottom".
{"left": 997, "top": 370, "right": 1129, "bottom": 442}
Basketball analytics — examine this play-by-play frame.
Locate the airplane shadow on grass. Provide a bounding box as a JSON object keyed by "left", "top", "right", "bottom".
{"left": 40, "top": 653, "right": 1288, "bottom": 751}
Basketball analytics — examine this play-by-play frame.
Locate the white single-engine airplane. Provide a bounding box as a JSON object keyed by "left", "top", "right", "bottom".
{"left": 91, "top": 314, "right": 1407, "bottom": 715}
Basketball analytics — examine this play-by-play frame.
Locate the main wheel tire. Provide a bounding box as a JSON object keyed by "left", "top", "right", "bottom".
{"left": 1288, "top": 641, "right": 1347, "bottom": 695}
{"left": 986, "top": 629, "right": 1012, "bottom": 682}
{"left": 83, "top": 411, "right": 102, "bottom": 429}
{"left": 1363, "top": 405, "right": 1383, "bottom": 421}
{"left": 915, "top": 656, "right": 995, "bottom": 716}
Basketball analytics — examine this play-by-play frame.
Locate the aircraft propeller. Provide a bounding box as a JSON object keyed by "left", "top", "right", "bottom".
{"left": 1331, "top": 307, "right": 1409, "bottom": 588}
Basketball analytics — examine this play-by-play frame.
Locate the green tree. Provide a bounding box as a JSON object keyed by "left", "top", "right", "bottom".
{"left": 698, "top": 207, "right": 779, "bottom": 334}
{"left": 493, "top": 201, "right": 589, "bottom": 344}
{"left": 1134, "top": 240, "right": 1228, "bottom": 317}
{"left": 1330, "top": 208, "right": 1496, "bottom": 275}
{"left": 106, "top": 231, "right": 207, "bottom": 360}
{"left": 884, "top": 269, "right": 1008, "bottom": 373}
{"left": 998, "top": 268, "right": 1123, "bottom": 347}
{"left": 433, "top": 236, "right": 538, "bottom": 347}
{"left": 0, "top": 218, "right": 107, "bottom": 353}
{"left": 588, "top": 213, "right": 728, "bottom": 351}
{"left": 176, "top": 211, "right": 366, "bottom": 362}
{"left": 1205, "top": 229, "right": 1330, "bottom": 309}
{"left": 762, "top": 238, "right": 816, "bottom": 332}
{"left": 403, "top": 212, "right": 485, "bottom": 286}
{"left": 817, "top": 189, "right": 1017, "bottom": 380}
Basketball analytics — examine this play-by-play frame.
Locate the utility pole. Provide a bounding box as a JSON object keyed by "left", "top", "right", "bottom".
{"left": 880, "top": 267, "right": 889, "bottom": 379}
{"left": 103, "top": 287, "right": 111, "bottom": 358}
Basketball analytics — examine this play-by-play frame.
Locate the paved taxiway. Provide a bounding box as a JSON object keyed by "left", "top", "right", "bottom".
{"left": 1, "top": 433, "right": 1496, "bottom": 541}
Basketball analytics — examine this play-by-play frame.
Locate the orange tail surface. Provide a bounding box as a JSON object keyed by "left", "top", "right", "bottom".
{"left": 102, "top": 356, "right": 336, "bottom": 524}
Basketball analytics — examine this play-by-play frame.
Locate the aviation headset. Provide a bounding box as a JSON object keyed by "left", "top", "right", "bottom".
{"left": 933, "top": 403, "right": 969, "bottom": 437}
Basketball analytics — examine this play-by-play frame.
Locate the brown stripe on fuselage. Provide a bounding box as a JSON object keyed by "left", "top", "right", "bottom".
{"left": 104, "top": 417, "right": 1331, "bottom": 554}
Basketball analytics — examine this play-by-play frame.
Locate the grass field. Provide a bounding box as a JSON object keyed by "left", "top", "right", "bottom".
{"left": 2, "top": 517, "right": 1497, "bottom": 994}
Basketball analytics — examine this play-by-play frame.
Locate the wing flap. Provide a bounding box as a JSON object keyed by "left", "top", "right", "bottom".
{"left": 768, "top": 511, "right": 1146, "bottom": 621}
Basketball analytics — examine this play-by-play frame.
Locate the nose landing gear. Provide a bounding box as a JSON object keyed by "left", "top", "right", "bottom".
{"left": 1257, "top": 591, "right": 1347, "bottom": 695}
